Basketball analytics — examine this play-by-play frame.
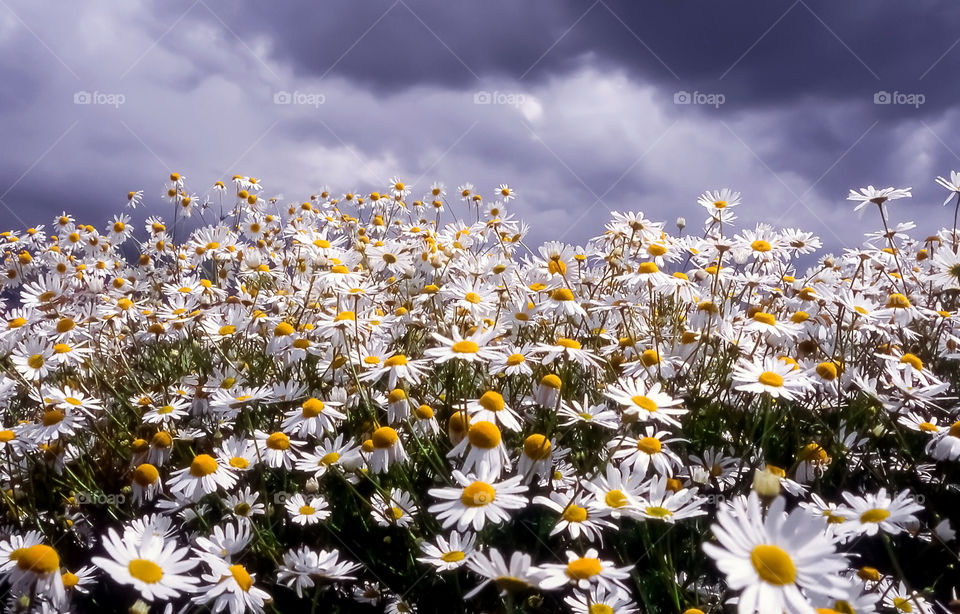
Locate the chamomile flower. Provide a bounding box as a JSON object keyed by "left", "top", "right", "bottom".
{"left": 92, "top": 530, "right": 200, "bottom": 601}
{"left": 168, "top": 454, "right": 238, "bottom": 501}
{"left": 417, "top": 531, "right": 477, "bottom": 571}
{"left": 539, "top": 549, "right": 632, "bottom": 591}
{"left": 428, "top": 468, "right": 528, "bottom": 531}
{"left": 604, "top": 378, "right": 687, "bottom": 426}
{"left": 285, "top": 493, "right": 331, "bottom": 525}
{"left": 194, "top": 556, "right": 272, "bottom": 614}
{"left": 838, "top": 488, "right": 924, "bottom": 536}
{"left": 703, "top": 494, "right": 847, "bottom": 614}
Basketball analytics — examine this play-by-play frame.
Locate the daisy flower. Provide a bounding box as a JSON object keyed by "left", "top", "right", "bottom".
{"left": 604, "top": 378, "right": 687, "bottom": 426}
{"left": 281, "top": 397, "right": 346, "bottom": 438}
{"left": 846, "top": 185, "right": 912, "bottom": 212}
{"left": 464, "top": 549, "right": 544, "bottom": 599}
{"left": 927, "top": 420, "right": 960, "bottom": 460}
{"left": 428, "top": 468, "right": 528, "bottom": 532}
{"left": 539, "top": 549, "right": 633, "bottom": 591}
{"left": 92, "top": 530, "right": 200, "bottom": 601}
{"left": 564, "top": 584, "right": 639, "bottom": 614}
{"left": 168, "top": 454, "right": 238, "bottom": 501}
{"left": 609, "top": 426, "right": 684, "bottom": 477}
{"left": 365, "top": 425, "right": 409, "bottom": 474}
{"left": 417, "top": 531, "right": 477, "bottom": 571}
{"left": 466, "top": 390, "right": 522, "bottom": 432}
{"left": 370, "top": 489, "right": 418, "bottom": 528}
{"left": 194, "top": 556, "right": 272, "bottom": 614}
{"left": 285, "top": 493, "right": 331, "bottom": 525}
{"left": 532, "top": 491, "right": 614, "bottom": 542}
{"left": 731, "top": 357, "right": 811, "bottom": 400}
{"left": 424, "top": 328, "right": 500, "bottom": 364}
{"left": 635, "top": 475, "right": 707, "bottom": 523}
{"left": 254, "top": 430, "right": 305, "bottom": 470}
{"left": 558, "top": 397, "right": 620, "bottom": 429}
{"left": 935, "top": 170, "right": 960, "bottom": 206}
{"left": 838, "top": 488, "right": 924, "bottom": 536}
{"left": 446, "top": 419, "right": 511, "bottom": 477}
{"left": 702, "top": 494, "right": 847, "bottom": 614}
{"left": 276, "top": 547, "right": 362, "bottom": 598}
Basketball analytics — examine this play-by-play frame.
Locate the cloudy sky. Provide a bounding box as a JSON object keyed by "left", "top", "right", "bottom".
{"left": 1, "top": 0, "right": 958, "bottom": 251}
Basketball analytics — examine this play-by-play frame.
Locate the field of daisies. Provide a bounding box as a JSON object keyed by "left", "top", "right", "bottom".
{"left": 0, "top": 173, "right": 959, "bottom": 614}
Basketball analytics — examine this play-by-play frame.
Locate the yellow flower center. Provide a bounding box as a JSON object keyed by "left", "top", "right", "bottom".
{"left": 320, "top": 452, "right": 340, "bottom": 465}
{"left": 899, "top": 353, "right": 923, "bottom": 371}
{"left": 440, "top": 551, "right": 465, "bottom": 563}
{"left": 133, "top": 463, "right": 159, "bottom": 486}
{"left": 385, "top": 355, "right": 408, "bottom": 367}
{"left": 523, "top": 434, "right": 552, "bottom": 460}
{"left": 372, "top": 426, "right": 399, "bottom": 448}
{"left": 816, "top": 362, "right": 838, "bottom": 380}
{"left": 229, "top": 564, "right": 253, "bottom": 592}
{"left": 753, "top": 312, "right": 776, "bottom": 326}
{"left": 467, "top": 421, "right": 502, "bottom": 449}
{"left": 266, "top": 432, "right": 290, "bottom": 450}
{"left": 640, "top": 349, "right": 660, "bottom": 366}
{"left": 41, "top": 410, "right": 64, "bottom": 426}
{"left": 451, "top": 340, "right": 479, "bottom": 354}
{"left": 190, "top": 454, "right": 218, "bottom": 476}
{"left": 478, "top": 391, "right": 505, "bottom": 412}
{"left": 886, "top": 293, "right": 910, "bottom": 308}
{"left": 540, "top": 374, "right": 562, "bottom": 390}
{"left": 302, "top": 398, "right": 325, "bottom": 417}
{"left": 565, "top": 557, "right": 602, "bottom": 580}
{"left": 631, "top": 395, "right": 658, "bottom": 412}
{"left": 758, "top": 371, "right": 784, "bottom": 387}
{"left": 464, "top": 292, "right": 482, "bottom": 304}
{"left": 27, "top": 354, "right": 45, "bottom": 370}
{"left": 16, "top": 545, "right": 59, "bottom": 575}
{"left": 461, "top": 481, "right": 496, "bottom": 507}
{"left": 562, "top": 504, "right": 588, "bottom": 523}
{"left": 605, "top": 490, "right": 628, "bottom": 508}
{"left": 860, "top": 508, "right": 890, "bottom": 523}
{"left": 646, "top": 506, "right": 672, "bottom": 518}
{"left": 636, "top": 436, "right": 662, "bottom": 454}
{"left": 550, "top": 287, "right": 575, "bottom": 301}
{"left": 750, "top": 544, "right": 796, "bottom": 585}
{"left": 128, "top": 559, "right": 164, "bottom": 584}
{"left": 557, "top": 337, "right": 581, "bottom": 349}
{"left": 506, "top": 353, "right": 526, "bottom": 366}
{"left": 299, "top": 505, "right": 315, "bottom": 516}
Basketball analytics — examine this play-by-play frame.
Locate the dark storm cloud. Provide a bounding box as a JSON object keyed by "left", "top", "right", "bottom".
{"left": 0, "top": 0, "right": 959, "bottom": 257}
{"left": 189, "top": 0, "right": 960, "bottom": 112}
